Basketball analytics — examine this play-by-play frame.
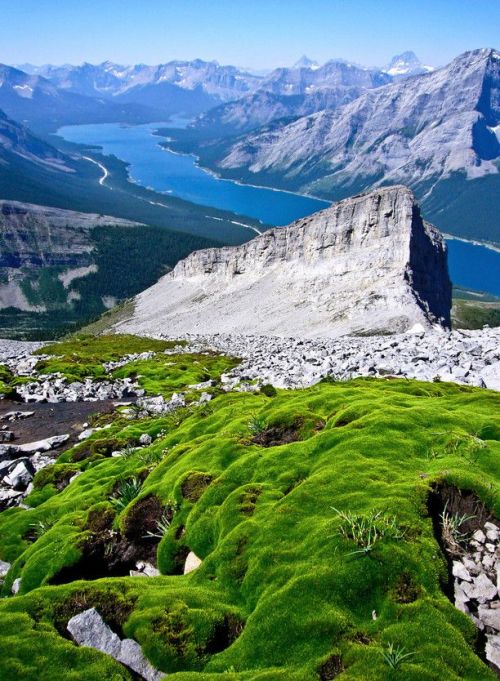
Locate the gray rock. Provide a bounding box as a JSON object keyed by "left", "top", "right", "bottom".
{"left": 486, "top": 634, "right": 500, "bottom": 669}
{"left": 462, "top": 573, "right": 498, "bottom": 603}
{"left": 472, "top": 529, "right": 486, "bottom": 543}
{"left": 0, "top": 559, "right": 11, "bottom": 578}
{"left": 478, "top": 606, "right": 500, "bottom": 631}
{"left": 17, "top": 434, "right": 69, "bottom": 454}
{"left": 452, "top": 560, "right": 472, "bottom": 582}
{"left": 0, "top": 431, "right": 14, "bottom": 443}
{"left": 11, "top": 577, "right": 21, "bottom": 594}
{"left": 67, "top": 608, "right": 163, "bottom": 681}
{"left": 480, "top": 362, "right": 500, "bottom": 392}
{"left": 139, "top": 434, "right": 152, "bottom": 446}
{"left": 2, "top": 411, "right": 34, "bottom": 421}
{"left": 4, "top": 460, "right": 34, "bottom": 490}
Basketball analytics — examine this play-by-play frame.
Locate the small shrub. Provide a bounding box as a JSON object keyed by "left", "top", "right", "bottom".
{"left": 260, "top": 384, "right": 277, "bottom": 398}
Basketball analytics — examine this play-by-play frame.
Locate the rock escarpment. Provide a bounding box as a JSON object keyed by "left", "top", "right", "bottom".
{"left": 119, "top": 186, "right": 451, "bottom": 338}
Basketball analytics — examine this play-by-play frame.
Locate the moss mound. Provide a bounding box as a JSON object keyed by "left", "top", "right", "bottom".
{"left": 0, "top": 345, "right": 499, "bottom": 680}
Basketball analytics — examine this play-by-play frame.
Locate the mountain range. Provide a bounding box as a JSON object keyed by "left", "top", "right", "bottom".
{"left": 165, "top": 49, "right": 499, "bottom": 243}
{"left": 0, "top": 47, "right": 498, "bottom": 337}
{"left": 10, "top": 53, "right": 431, "bottom": 132}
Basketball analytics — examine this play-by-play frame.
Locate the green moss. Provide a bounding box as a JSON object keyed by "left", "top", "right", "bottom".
{"left": 0, "top": 374, "right": 498, "bottom": 680}
{"left": 34, "top": 334, "right": 186, "bottom": 381}
{"left": 112, "top": 352, "right": 239, "bottom": 398}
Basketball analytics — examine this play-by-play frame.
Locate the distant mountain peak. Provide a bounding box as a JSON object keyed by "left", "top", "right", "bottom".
{"left": 385, "top": 51, "right": 434, "bottom": 77}
{"left": 293, "top": 55, "right": 320, "bottom": 70}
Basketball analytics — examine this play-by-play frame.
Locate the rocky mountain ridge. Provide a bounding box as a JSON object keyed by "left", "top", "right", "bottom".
{"left": 217, "top": 49, "right": 499, "bottom": 187}
{"left": 193, "top": 48, "right": 499, "bottom": 243}
{"left": 118, "top": 186, "right": 452, "bottom": 338}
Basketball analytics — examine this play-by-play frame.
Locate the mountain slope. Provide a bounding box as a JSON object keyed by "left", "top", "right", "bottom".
{"left": 0, "top": 199, "right": 220, "bottom": 339}
{"left": 203, "top": 49, "right": 499, "bottom": 242}
{"left": 118, "top": 186, "right": 451, "bottom": 338}
{"left": 0, "top": 108, "right": 263, "bottom": 245}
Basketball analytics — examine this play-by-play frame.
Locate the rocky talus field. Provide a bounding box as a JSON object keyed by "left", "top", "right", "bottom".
{"left": 0, "top": 332, "right": 498, "bottom": 680}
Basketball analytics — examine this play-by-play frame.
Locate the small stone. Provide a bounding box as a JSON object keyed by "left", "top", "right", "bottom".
{"left": 483, "top": 553, "right": 496, "bottom": 570}
{"left": 183, "top": 551, "right": 202, "bottom": 575}
{"left": 486, "top": 634, "right": 500, "bottom": 668}
{"left": 139, "top": 434, "right": 152, "bottom": 446}
{"left": 473, "top": 530, "right": 486, "bottom": 543}
{"left": 485, "top": 543, "right": 496, "bottom": 553}
{"left": 4, "top": 460, "right": 34, "bottom": 490}
{"left": 478, "top": 605, "right": 500, "bottom": 631}
{"left": 135, "top": 561, "right": 160, "bottom": 577}
{"left": 484, "top": 522, "right": 499, "bottom": 532}
{"left": 486, "top": 529, "right": 499, "bottom": 542}
{"left": 462, "top": 573, "right": 498, "bottom": 603}
{"left": 463, "top": 556, "right": 481, "bottom": 575}
{"left": 452, "top": 561, "right": 472, "bottom": 582}
{"left": 11, "top": 577, "right": 21, "bottom": 594}
{"left": 0, "top": 559, "right": 11, "bottom": 578}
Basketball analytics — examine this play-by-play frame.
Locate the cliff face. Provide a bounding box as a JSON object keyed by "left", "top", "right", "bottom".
{"left": 0, "top": 201, "right": 140, "bottom": 312}
{"left": 120, "top": 186, "right": 452, "bottom": 338}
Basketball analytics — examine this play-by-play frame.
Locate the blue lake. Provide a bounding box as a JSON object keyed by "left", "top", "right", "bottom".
{"left": 57, "top": 121, "right": 500, "bottom": 297}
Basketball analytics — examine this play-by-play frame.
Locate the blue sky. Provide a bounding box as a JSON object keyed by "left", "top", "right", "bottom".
{"left": 1, "top": 0, "right": 498, "bottom": 69}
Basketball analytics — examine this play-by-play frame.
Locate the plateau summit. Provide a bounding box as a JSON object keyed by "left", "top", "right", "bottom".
{"left": 119, "top": 186, "right": 452, "bottom": 338}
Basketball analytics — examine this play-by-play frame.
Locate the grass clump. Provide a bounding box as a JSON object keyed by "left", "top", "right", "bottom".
{"left": 110, "top": 477, "right": 143, "bottom": 512}
{"left": 382, "top": 641, "right": 416, "bottom": 669}
{"left": 331, "top": 507, "right": 404, "bottom": 555}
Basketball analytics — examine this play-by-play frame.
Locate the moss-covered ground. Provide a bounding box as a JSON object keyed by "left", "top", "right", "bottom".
{"left": 0, "top": 335, "right": 499, "bottom": 680}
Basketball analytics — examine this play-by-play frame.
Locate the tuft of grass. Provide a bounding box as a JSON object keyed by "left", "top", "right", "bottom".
{"left": 247, "top": 413, "right": 267, "bottom": 435}
{"left": 383, "top": 642, "right": 416, "bottom": 669}
{"left": 440, "top": 501, "right": 476, "bottom": 556}
{"left": 331, "top": 507, "right": 404, "bottom": 555}
{"left": 110, "top": 477, "right": 143, "bottom": 512}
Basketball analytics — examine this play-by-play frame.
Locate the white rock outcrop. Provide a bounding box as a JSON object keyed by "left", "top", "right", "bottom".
{"left": 118, "top": 186, "right": 451, "bottom": 338}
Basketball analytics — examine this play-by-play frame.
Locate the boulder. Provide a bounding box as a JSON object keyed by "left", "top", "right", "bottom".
{"left": 17, "top": 434, "right": 69, "bottom": 454}
{"left": 4, "top": 460, "right": 35, "bottom": 490}
{"left": 67, "top": 608, "right": 163, "bottom": 681}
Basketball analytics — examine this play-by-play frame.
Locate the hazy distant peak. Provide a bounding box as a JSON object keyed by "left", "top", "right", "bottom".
{"left": 384, "top": 51, "right": 434, "bottom": 77}
{"left": 292, "top": 55, "right": 320, "bottom": 70}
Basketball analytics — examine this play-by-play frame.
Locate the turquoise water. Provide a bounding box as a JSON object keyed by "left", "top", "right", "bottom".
{"left": 57, "top": 120, "right": 329, "bottom": 226}
{"left": 57, "top": 121, "right": 500, "bottom": 296}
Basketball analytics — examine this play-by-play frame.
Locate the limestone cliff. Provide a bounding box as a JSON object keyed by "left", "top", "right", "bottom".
{"left": 119, "top": 186, "right": 452, "bottom": 338}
